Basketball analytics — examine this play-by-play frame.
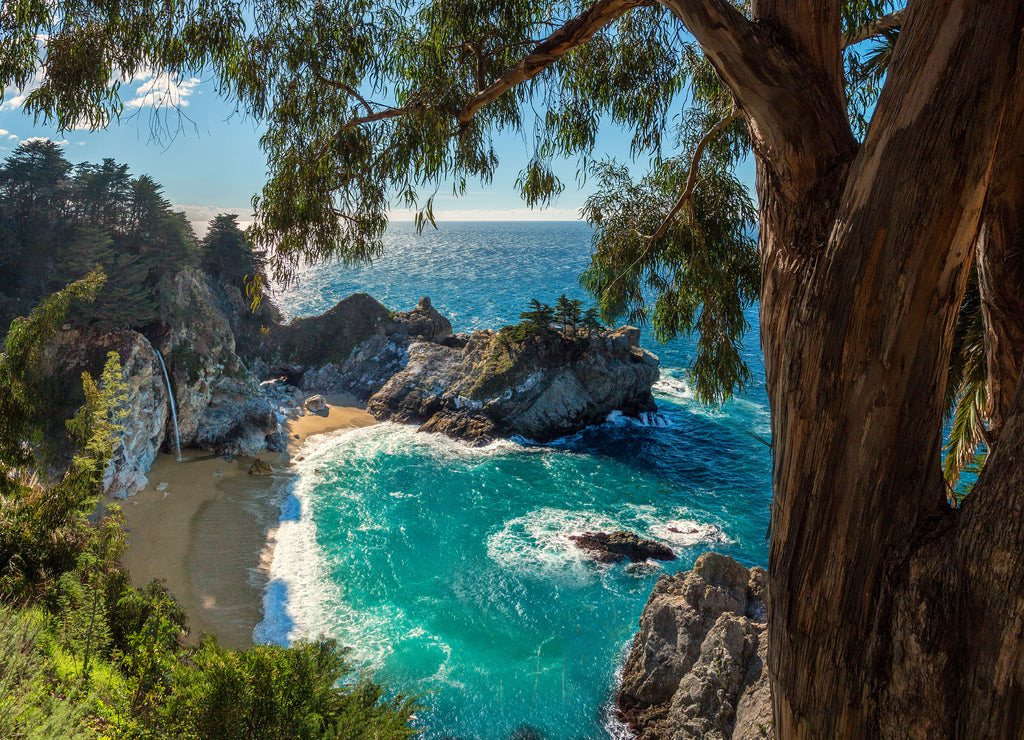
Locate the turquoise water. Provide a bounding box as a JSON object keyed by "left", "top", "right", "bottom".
{"left": 256, "top": 222, "right": 771, "bottom": 739}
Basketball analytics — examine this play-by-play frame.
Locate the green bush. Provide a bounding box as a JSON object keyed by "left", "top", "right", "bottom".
{"left": 0, "top": 605, "right": 92, "bottom": 739}
{"left": 154, "top": 637, "right": 419, "bottom": 739}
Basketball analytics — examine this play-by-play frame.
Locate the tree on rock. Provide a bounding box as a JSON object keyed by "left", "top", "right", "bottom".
{"left": 9, "top": 0, "right": 1024, "bottom": 735}
{"left": 200, "top": 214, "right": 263, "bottom": 290}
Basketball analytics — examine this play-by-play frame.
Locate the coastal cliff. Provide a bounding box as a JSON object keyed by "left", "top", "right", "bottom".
{"left": 367, "top": 323, "right": 659, "bottom": 444}
{"left": 41, "top": 272, "right": 660, "bottom": 493}
{"left": 43, "top": 268, "right": 281, "bottom": 496}
{"left": 617, "top": 553, "right": 774, "bottom": 740}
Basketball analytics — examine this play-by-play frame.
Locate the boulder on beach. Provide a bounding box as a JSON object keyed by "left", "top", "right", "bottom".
{"left": 248, "top": 458, "right": 274, "bottom": 476}
{"left": 304, "top": 394, "right": 329, "bottom": 415}
{"left": 569, "top": 530, "right": 676, "bottom": 563}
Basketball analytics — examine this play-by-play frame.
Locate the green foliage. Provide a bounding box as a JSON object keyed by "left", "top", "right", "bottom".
{"left": 153, "top": 637, "right": 419, "bottom": 740}
{"left": 0, "top": 605, "right": 92, "bottom": 739}
{"left": 942, "top": 268, "right": 989, "bottom": 497}
{"left": 0, "top": 0, "right": 244, "bottom": 133}
{"left": 0, "top": 141, "right": 203, "bottom": 332}
{"left": 580, "top": 153, "right": 758, "bottom": 404}
{"left": 517, "top": 298, "right": 556, "bottom": 337}
{"left": 0, "top": 274, "right": 129, "bottom": 600}
{"left": 201, "top": 214, "right": 264, "bottom": 287}
{"left": 116, "top": 580, "right": 187, "bottom": 715}
{"left": 554, "top": 294, "right": 583, "bottom": 335}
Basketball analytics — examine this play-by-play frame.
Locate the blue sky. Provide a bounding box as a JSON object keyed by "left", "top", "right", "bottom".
{"left": 0, "top": 71, "right": 755, "bottom": 234}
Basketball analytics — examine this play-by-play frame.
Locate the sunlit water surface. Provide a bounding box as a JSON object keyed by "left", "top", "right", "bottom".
{"left": 256, "top": 222, "right": 771, "bottom": 739}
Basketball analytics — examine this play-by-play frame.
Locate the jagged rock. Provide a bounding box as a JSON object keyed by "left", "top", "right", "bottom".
{"left": 569, "top": 530, "right": 676, "bottom": 563}
{"left": 248, "top": 458, "right": 274, "bottom": 476}
{"left": 290, "top": 296, "right": 453, "bottom": 401}
{"left": 106, "top": 334, "right": 170, "bottom": 496}
{"left": 155, "top": 269, "right": 242, "bottom": 446}
{"left": 264, "top": 293, "right": 397, "bottom": 366}
{"left": 154, "top": 270, "right": 280, "bottom": 457}
{"left": 389, "top": 297, "right": 453, "bottom": 341}
{"left": 304, "top": 394, "right": 328, "bottom": 415}
{"left": 193, "top": 376, "right": 278, "bottom": 457}
{"left": 617, "top": 553, "right": 773, "bottom": 740}
{"left": 418, "top": 408, "right": 502, "bottom": 446}
{"left": 40, "top": 328, "right": 169, "bottom": 498}
{"left": 367, "top": 326, "right": 659, "bottom": 442}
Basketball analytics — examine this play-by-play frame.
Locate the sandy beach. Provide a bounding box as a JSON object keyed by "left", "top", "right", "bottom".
{"left": 111, "top": 398, "right": 377, "bottom": 649}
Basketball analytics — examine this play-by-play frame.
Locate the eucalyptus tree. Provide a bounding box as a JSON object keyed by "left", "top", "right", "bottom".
{"left": 6, "top": 0, "right": 1024, "bottom": 735}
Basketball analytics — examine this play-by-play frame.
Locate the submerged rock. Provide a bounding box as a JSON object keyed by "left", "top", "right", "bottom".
{"left": 617, "top": 552, "right": 773, "bottom": 740}
{"left": 569, "top": 530, "right": 676, "bottom": 563}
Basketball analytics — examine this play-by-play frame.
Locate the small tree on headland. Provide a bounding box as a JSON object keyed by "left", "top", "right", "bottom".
{"left": 519, "top": 299, "right": 555, "bottom": 335}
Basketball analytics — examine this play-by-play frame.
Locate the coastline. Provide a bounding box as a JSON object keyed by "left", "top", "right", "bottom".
{"left": 111, "top": 398, "right": 377, "bottom": 649}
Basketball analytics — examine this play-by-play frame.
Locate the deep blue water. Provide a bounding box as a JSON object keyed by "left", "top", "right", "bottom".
{"left": 256, "top": 221, "right": 771, "bottom": 739}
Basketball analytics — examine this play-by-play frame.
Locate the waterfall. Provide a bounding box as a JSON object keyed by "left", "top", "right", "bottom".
{"left": 151, "top": 344, "right": 184, "bottom": 462}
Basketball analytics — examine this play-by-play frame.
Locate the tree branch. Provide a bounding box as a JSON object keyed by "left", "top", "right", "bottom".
{"left": 310, "top": 69, "right": 375, "bottom": 116}
{"left": 844, "top": 10, "right": 905, "bottom": 47}
{"left": 456, "top": 0, "right": 651, "bottom": 125}
{"left": 650, "top": 107, "right": 739, "bottom": 241}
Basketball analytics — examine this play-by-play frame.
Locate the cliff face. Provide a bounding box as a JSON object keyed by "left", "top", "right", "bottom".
{"left": 43, "top": 329, "right": 170, "bottom": 497}
{"left": 155, "top": 270, "right": 280, "bottom": 457}
{"left": 261, "top": 295, "right": 455, "bottom": 403}
{"left": 42, "top": 281, "right": 661, "bottom": 492}
{"left": 617, "top": 552, "right": 774, "bottom": 740}
{"left": 43, "top": 269, "right": 282, "bottom": 496}
{"left": 367, "top": 325, "right": 660, "bottom": 443}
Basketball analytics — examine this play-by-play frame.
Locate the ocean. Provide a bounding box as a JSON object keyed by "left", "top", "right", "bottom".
{"left": 255, "top": 221, "right": 771, "bottom": 739}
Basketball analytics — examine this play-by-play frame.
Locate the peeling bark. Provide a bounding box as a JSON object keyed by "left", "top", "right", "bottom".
{"left": 736, "top": 0, "right": 1024, "bottom": 735}
{"left": 977, "top": 106, "right": 1024, "bottom": 441}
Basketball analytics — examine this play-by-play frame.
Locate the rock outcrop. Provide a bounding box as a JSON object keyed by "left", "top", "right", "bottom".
{"left": 42, "top": 329, "right": 172, "bottom": 497}
{"left": 155, "top": 270, "right": 279, "bottom": 456}
{"left": 617, "top": 552, "right": 773, "bottom": 740}
{"left": 258, "top": 294, "right": 455, "bottom": 403}
{"left": 367, "top": 326, "right": 659, "bottom": 443}
{"left": 569, "top": 530, "right": 676, "bottom": 563}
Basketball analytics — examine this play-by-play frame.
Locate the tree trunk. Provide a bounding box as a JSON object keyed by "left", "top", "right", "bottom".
{"left": 977, "top": 106, "right": 1024, "bottom": 441}
{"left": 748, "top": 0, "right": 1024, "bottom": 736}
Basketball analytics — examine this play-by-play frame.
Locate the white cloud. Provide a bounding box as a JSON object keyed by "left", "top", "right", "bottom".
{"left": 7, "top": 134, "right": 18, "bottom": 140}
{"left": 125, "top": 71, "right": 201, "bottom": 110}
{"left": 20, "top": 136, "right": 68, "bottom": 146}
{"left": 0, "top": 129, "right": 6, "bottom": 136}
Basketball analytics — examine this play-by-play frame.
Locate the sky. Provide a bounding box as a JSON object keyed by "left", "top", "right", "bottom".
{"left": 0, "top": 70, "right": 755, "bottom": 235}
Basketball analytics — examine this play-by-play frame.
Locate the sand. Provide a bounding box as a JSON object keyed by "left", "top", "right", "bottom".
{"left": 111, "top": 399, "right": 377, "bottom": 649}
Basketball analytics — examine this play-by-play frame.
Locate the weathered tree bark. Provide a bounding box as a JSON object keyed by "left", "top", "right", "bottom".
{"left": 977, "top": 108, "right": 1024, "bottom": 441}
{"left": 670, "top": 0, "right": 1024, "bottom": 735}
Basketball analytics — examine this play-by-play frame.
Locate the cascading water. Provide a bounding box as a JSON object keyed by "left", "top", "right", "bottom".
{"left": 151, "top": 343, "right": 184, "bottom": 462}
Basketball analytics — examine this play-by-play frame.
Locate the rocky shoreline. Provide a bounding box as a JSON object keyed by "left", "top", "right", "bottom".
{"left": 40, "top": 269, "right": 777, "bottom": 739}
{"left": 44, "top": 270, "right": 661, "bottom": 496}
{"left": 617, "top": 552, "right": 774, "bottom": 740}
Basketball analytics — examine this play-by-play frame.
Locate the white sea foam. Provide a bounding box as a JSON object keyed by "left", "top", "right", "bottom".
{"left": 487, "top": 508, "right": 623, "bottom": 583}
{"left": 604, "top": 409, "right": 672, "bottom": 428}
{"left": 653, "top": 371, "right": 693, "bottom": 403}
{"left": 623, "top": 503, "right": 732, "bottom": 549}
{"left": 649, "top": 519, "right": 730, "bottom": 548}
{"left": 600, "top": 639, "right": 640, "bottom": 739}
